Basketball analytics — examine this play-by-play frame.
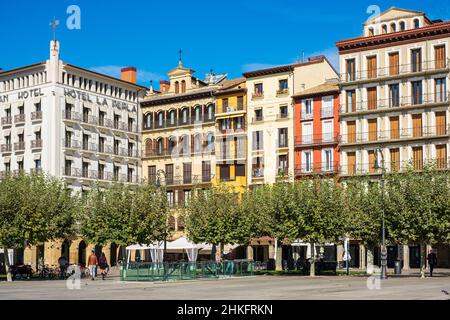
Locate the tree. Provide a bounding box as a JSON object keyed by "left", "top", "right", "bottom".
{"left": 184, "top": 185, "right": 240, "bottom": 261}
{"left": 0, "top": 173, "right": 77, "bottom": 281}
{"left": 79, "top": 183, "right": 168, "bottom": 251}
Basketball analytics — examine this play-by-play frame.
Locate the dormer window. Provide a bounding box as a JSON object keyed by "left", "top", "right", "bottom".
{"left": 390, "top": 23, "right": 396, "bottom": 33}
{"left": 400, "top": 21, "right": 406, "bottom": 31}
{"left": 382, "top": 24, "right": 387, "bottom": 34}
{"left": 413, "top": 19, "right": 420, "bottom": 29}
{"left": 175, "top": 81, "right": 180, "bottom": 94}
{"left": 368, "top": 27, "right": 374, "bottom": 36}
{"left": 181, "top": 80, "right": 186, "bottom": 93}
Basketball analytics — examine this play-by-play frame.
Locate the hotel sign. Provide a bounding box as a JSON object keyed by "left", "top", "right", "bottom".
{"left": 64, "top": 88, "right": 137, "bottom": 113}
{"left": 0, "top": 88, "right": 44, "bottom": 103}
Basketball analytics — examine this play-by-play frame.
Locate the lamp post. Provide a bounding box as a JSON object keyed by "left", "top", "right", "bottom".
{"left": 374, "top": 148, "right": 388, "bottom": 280}
{"left": 156, "top": 169, "right": 167, "bottom": 261}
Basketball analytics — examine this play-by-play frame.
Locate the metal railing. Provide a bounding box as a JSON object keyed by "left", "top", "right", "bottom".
{"left": 14, "top": 114, "right": 25, "bottom": 123}
{"left": 295, "top": 133, "right": 340, "bottom": 147}
{"left": 14, "top": 142, "right": 25, "bottom": 151}
{"left": 31, "top": 111, "right": 42, "bottom": 121}
{"left": 1, "top": 116, "right": 12, "bottom": 126}
{"left": 1, "top": 144, "right": 12, "bottom": 153}
{"left": 62, "top": 110, "right": 81, "bottom": 121}
{"left": 295, "top": 162, "right": 339, "bottom": 176}
{"left": 31, "top": 140, "right": 42, "bottom": 149}
{"left": 341, "top": 59, "right": 450, "bottom": 83}
{"left": 120, "top": 260, "right": 255, "bottom": 282}
{"left": 82, "top": 142, "right": 98, "bottom": 152}
{"left": 340, "top": 125, "right": 449, "bottom": 145}
{"left": 63, "top": 139, "right": 81, "bottom": 149}
{"left": 301, "top": 112, "right": 313, "bottom": 121}
{"left": 164, "top": 175, "right": 213, "bottom": 186}
{"left": 81, "top": 114, "right": 98, "bottom": 125}
{"left": 252, "top": 168, "right": 264, "bottom": 178}
{"left": 62, "top": 167, "right": 82, "bottom": 178}
{"left": 340, "top": 92, "right": 450, "bottom": 114}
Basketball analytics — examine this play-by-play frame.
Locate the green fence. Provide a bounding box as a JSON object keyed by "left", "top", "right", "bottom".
{"left": 120, "top": 260, "right": 255, "bottom": 282}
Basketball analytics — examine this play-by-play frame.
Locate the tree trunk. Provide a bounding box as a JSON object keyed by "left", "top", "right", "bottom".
{"left": 211, "top": 244, "right": 217, "bottom": 262}
{"left": 3, "top": 247, "right": 12, "bottom": 282}
{"left": 275, "top": 245, "right": 283, "bottom": 271}
{"left": 366, "top": 245, "right": 374, "bottom": 275}
{"left": 310, "top": 242, "right": 315, "bottom": 277}
{"left": 420, "top": 243, "right": 426, "bottom": 279}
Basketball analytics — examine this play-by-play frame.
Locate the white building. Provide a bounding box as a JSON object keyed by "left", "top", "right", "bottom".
{"left": 0, "top": 40, "right": 147, "bottom": 194}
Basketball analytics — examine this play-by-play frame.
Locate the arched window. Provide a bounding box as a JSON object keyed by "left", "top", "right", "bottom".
{"left": 168, "top": 110, "right": 176, "bottom": 126}
{"left": 400, "top": 21, "right": 406, "bottom": 31}
{"left": 206, "top": 132, "right": 214, "bottom": 151}
{"left": 390, "top": 23, "right": 396, "bottom": 32}
{"left": 413, "top": 19, "right": 420, "bottom": 29}
{"left": 194, "top": 134, "right": 202, "bottom": 153}
{"left": 181, "top": 80, "right": 186, "bottom": 93}
{"left": 206, "top": 104, "right": 215, "bottom": 121}
{"left": 175, "top": 81, "right": 180, "bottom": 94}
{"left": 145, "top": 139, "right": 154, "bottom": 156}
{"left": 157, "top": 138, "right": 164, "bottom": 155}
{"left": 382, "top": 24, "right": 387, "bottom": 34}
{"left": 368, "top": 27, "right": 374, "bottom": 36}
{"left": 144, "top": 113, "right": 152, "bottom": 129}
{"left": 180, "top": 135, "right": 189, "bottom": 155}
{"left": 181, "top": 108, "right": 189, "bottom": 124}
{"left": 157, "top": 111, "right": 164, "bottom": 128}
{"left": 168, "top": 136, "right": 177, "bottom": 153}
{"left": 194, "top": 106, "right": 202, "bottom": 122}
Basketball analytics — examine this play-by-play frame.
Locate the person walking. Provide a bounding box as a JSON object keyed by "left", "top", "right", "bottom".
{"left": 57, "top": 255, "right": 67, "bottom": 279}
{"left": 98, "top": 252, "right": 109, "bottom": 280}
{"left": 427, "top": 249, "right": 438, "bottom": 277}
{"left": 87, "top": 250, "right": 98, "bottom": 280}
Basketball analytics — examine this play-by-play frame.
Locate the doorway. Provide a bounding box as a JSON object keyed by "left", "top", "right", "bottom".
{"left": 78, "top": 241, "right": 87, "bottom": 266}
{"left": 61, "top": 239, "right": 70, "bottom": 264}
{"left": 409, "top": 245, "right": 421, "bottom": 268}
{"left": 110, "top": 243, "right": 117, "bottom": 266}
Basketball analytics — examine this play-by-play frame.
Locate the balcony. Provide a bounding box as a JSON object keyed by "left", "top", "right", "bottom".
{"left": 14, "top": 142, "right": 25, "bottom": 151}
{"left": 63, "top": 139, "right": 81, "bottom": 149}
{"left": 31, "top": 139, "right": 43, "bottom": 149}
{"left": 301, "top": 112, "right": 313, "bottom": 121}
{"left": 62, "top": 110, "right": 81, "bottom": 122}
{"left": 340, "top": 59, "right": 450, "bottom": 85}
{"left": 1, "top": 144, "right": 12, "bottom": 153}
{"left": 276, "top": 88, "right": 289, "bottom": 97}
{"left": 30, "top": 168, "right": 43, "bottom": 174}
{"left": 81, "top": 142, "right": 98, "bottom": 153}
{"left": 127, "top": 149, "right": 140, "bottom": 158}
{"left": 252, "top": 117, "right": 264, "bottom": 124}
{"left": 321, "top": 107, "right": 334, "bottom": 118}
{"left": 31, "top": 111, "right": 43, "bottom": 121}
{"left": 98, "top": 117, "right": 113, "bottom": 129}
{"left": 295, "top": 162, "right": 339, "bottom": 176}
{"left": 340, "top": 93, "right": 450, "bottom": 115}
{"left": 252, "top": 92, "right": 264, "bottom": 100}
{"left": 276, "top": 113, "right": 289, "bottom": 121}
{"left": 96, "top": 171, "right": 113, "bottom": 181}
{"left": 98, "top": 145, "right": 113, "bottom": 154}
{"left": 295, "top": 133, "right": 340, "bottom": 148}
{"left": 62, "top": 167, "right": 82, "bottom": 178}
{"left": 339, "top": 125, "right": 450, "bottom": 146}
{"left": 252, "top": 168, "right": 264, "bottom": 179}
{"left": 164, "top": 175, "right": 213, "bottom": 187}
{"left": 1, "top": 116, "right": 12, "bottom": 126}
{"left": 81, "top": 114, "right": 98, "bottom": 126}
{"left": 14, "top": 114, "right": 25, "bottom": 124}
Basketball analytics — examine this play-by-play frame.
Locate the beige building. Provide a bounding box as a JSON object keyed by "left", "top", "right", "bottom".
{"left": 243, "top": 57, "right": 338, "bottom": 188}
{"left": 337, "top": 7, "right": 450, "bottom": 269}
{"left": 141, "top": 59, "right": 226, "bottom": 236}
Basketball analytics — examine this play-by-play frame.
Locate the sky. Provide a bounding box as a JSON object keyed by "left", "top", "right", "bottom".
{"left": 0, "top": 0, "right": 448, "bottom": 89}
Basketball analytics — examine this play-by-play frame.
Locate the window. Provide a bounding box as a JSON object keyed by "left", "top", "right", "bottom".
{"left": 180, "top": 135, "right": 189, "bottom": 155}
{"left": 302, "top": 99, "right": 313, "bottom": 119}
{"left": 303, "top": 151, "right": 312, "bottom": 172}
{"left": 99, "top": 111, "right": 106, "bottom": 127}
{"left": 347, "top": 152, "right": 356, "bottom": 175}
{"left": 278, "top": 79, "right": 288, "bottom": 91}
{"left": 254, "top": 109, "right": 263, "bottom": 121}
{"left": 235, "top": 164, "right": 245, "bottom": 177}
{"left": 254, "top": 83, "right": 263, "bottom": 96}
{"left": 202, "top": 161, "right": 211, "bottom": 182}
{"left": 390, "top": 116, "right": 400, "bottom": 139}
{"left": 436, "top": 112, "right": 446, "bottom": 136}
{"left": 346, "top": 90, "right": 356, "bottom": 113}
{"left": 127, "top": 116, "right": 134, "bottom": 132}
{"left": 144, "top": 113, "right": 152, "bottom": 129}
{"left": 368, "top": 119, "right": 377, "bottom": 142}
{"left": 412, "top": 114, "right": 423, "bottom": 137}
{"left": 368, "top": 150, "right": 376, "bottom": 174}
{"left": 411, "top": 49, "right": 422, "bottom": 72}
{"left": 194, "top": 106, "right": 202, "bottom": 122}
{"left": 368, "top": 27, "right": 374, "bottom": 36}
{"left": 253, "top": 131, "right": 263, "bottom": 150}
{"left": 220, "top": 119, "right": 231, "bottom": 132}
{"left": 347, "top": 121, "right": 356, "bottom": 143}
{"left": 436, "top": 145, "right": 447, "bottom": 169}
{"left": 83, "top": 134, "right": 89, "bottom": 150}
{"left": 194, "top": 134, "right": 202, "bottom": 153}
{"left": 237, "top": 96, "right": 244, "bottom": 110}
{"left": 302, "top": 122, "right": 313, "bottom": 144}
{"left": 400, "top": 21, "right": 406, "bottom": 31}
{"left": 382, "top": 24, "right": 387, "bottom": 34}
{"left": 280, "top": 105, "right": 288, "bottom": 118}
{"left": 175, "top": 81, "right": 179, "bottom": 94}
{"left": 413, "top": 19, "right": 420, "bottom": 29}
{"left": 412, "top": 81, "right": 423, "bottom": 105}
{"left": 181, "top": 108, "right": 189, "bottom": 124}
{"left": 278, "top": 155, "right": 288, "bottom": 175}
{"left": 83, "top": 107, "right": 89, "bottom": 122}
{"left": 156, "top": 138, "right": 164, "bottom": 155}
{"left": 278, "top": 128, "right": 288, "bottom": 148}
{"left": 113, "top": 166, "right": 120, "bottom": 181}
{"left": 323, "top": 149, "right": 333, "bottom": 171}
{"left": 390, "top": 148, "right": 400, "bottom": 171}
{"left": 252, "top": 157, "right": 264, "bottom": 177}
{"left": 235, "top": 117, "right": 243, "bottom": 130}
{"left": 17, "top": 161, "right": 24, "bottom": 172}
{"left": 206, "top": 104, "right": 215, "bottom": 120}
{"left": 82, "top": 162, "right": 89, "bottom": 178}
{"left": 114, "top": 114, "right": 120, "bottom": 129}
{"left": 346, "top": 59, "right": 356, "bottom": 81}
{"left": 389, "top": 52, "right": 399, "bottom": 75}
{"left": 181, "top": 80, "right": 186, "bottom": 93}
{"left": 165, "top": 164, "right": 174, "bottom": 185}
{"left": 435, "top": 78, "right": 447, "bottom": 103}
{"left": 183, "top": 163, "right": 192, "bottom": 184}
{"left": 157, "top": 111, "right": 164, "bottom": 128}
{"left": 148, "top": 166, "right": 156, "bottom": 184}
{"left": 220, "top": 165, "right": 231, "bottom": 182}
{"left": 367, "top": 56, "right": 377, "bottom": 79}
{"left": 390, "top": 23, "right": 396, "bottom": 32}
{"left": 412, "top": 146, "right": 423, "bottom": 170}
{"left": 322, "top": 120, "right": 333, "bottom": 142}
{"left": 35, "top": 159, "right": 42, "bottom": 170}
{"left": 435, "top": 45, "right": 446, "bottom": 69}
{"left": 222, "top": 98, "right": 229, "bottom": 111}
{"left": 367, "top": 87, "right": 377, "bottom": 110}
{"left": 389, "top": 84, "right": 400, "bottom": 107}
{"left": 167, "top": 191, "right": 174, "bottom": 207}
{"left": 168, "top": 110, "right": 176, "bottom": 126}
{"left": 65, "top": 160, "right": 72, "bottom": 175}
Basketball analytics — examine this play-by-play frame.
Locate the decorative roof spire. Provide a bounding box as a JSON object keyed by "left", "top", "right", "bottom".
{"left": 49, "top": 16, "right": 60, "bottom": 42}
{"left": 178, "top": 49, "right": 183, "bottom": 67}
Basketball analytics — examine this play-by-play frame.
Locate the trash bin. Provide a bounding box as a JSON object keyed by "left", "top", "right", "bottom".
{"left": 394, "top": 260, "right": 402, "bottom": 274}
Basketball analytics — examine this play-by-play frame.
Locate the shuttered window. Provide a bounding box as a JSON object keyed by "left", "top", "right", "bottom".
{"left": 390, "top": 148, "right": 400, "bottom": 172}
{"left": 412, "top": 147, "right": 423, "bottom": 170}
{"left": 436, "top": 145, "right": 447, "bottom": 169}
{"left": 347, "top": 121, "right": 356, "bottom": 143}
{"left": 346, "top": 90, "right": 356, "bottom": 113}
{"left": 367, "top": 87, "right": 377, "bottom": 110}
{"left": 368, "top": 119, "right": 377, "bottom": 141}
{"left": 367, "top": 56, "right": 377, "bottom": 79}
{"left": 368, "top": 151, "right": 376, "bottom": 173}
{"left": 435, "top": 45, "right": 446, "bottom": 69}
{"left": 389, "top": 52, "right": 399, "bottom": 75}
{"left": 435, "top": 111, "right": 447, "bottom": 136}
{"left": 347, "top": 152, "right": 356, "bottom": 175}
{"left": 411, "top": 49, "right": 422, "bottom": 72}
{"left": 412, "top": 114, "right": 423, "bottom": 137}
{"left": 390, "top": 117, "right": 400, "bottom": 139}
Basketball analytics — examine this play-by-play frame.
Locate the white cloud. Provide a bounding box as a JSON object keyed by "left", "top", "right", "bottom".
{"left": 89, "top": 66, "right": 164, "bottom": 85}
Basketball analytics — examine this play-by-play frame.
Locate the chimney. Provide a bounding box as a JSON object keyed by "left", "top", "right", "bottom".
{"left": 160, "top": 80, "right": 170, "bottom": 93}
{"left": 121, "top": 67, "right": 137, "bottom": 83}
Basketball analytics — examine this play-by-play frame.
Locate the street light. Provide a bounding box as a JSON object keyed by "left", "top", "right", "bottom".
{"left": 374, "top": 148, "right": 388, "bottom": 280}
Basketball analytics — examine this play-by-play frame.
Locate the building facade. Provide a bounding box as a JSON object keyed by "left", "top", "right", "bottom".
{"left": 0, "top": 40, "right": 146, "bottom": 268}
{"left": 244, "top": 57, "right": 338, "bottom": 189}
{"left": 336, "top": 7, "right": 450, "bottom": 268}
{"left": 293, "top": 82, "right": 340, "bottom": 179}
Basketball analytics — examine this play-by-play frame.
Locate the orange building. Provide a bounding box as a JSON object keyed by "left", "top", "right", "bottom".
{"left": 293, "top": 81, "right": 340, "bottom": 179}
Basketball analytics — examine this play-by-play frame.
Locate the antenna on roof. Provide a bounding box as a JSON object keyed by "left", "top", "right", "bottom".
{"left": 49, "top": 17, "right": 60, "bottom": 42}
{"left": 178, "top": 49, "right": 183, "bottom": 67}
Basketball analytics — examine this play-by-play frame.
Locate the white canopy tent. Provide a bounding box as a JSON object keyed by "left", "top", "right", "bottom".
{"left": 125, "top": 242, "right": 164, "bottom": 263}
{"left": 165, "top": 236, "right": 204, "bottom": 262}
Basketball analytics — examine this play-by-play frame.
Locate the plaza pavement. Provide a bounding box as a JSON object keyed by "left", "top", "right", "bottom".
{"left": 0, "top": 269, "right": 449, "bottom": 300}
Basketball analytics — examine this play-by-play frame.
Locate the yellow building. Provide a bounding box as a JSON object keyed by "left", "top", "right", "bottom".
{"left": 213, "top": 78, "right": 247, "bottom": 194}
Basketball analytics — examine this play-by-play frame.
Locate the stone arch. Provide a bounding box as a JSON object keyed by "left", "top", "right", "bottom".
{"left": 78, "top": 240, "right": 87, "bottom": 265}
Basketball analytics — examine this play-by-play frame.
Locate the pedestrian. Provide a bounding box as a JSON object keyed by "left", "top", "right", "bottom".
{"left": 98, "top": 252, "right": 109, "bottom": 280}
{"left": 427, "top": 249, "right": 437, "bottom": 277}
{"left": 87, "top": 250, "right": 98, "bottom": 280}
{"left": 58, "top": 255, "right": 67, "bottom": 279}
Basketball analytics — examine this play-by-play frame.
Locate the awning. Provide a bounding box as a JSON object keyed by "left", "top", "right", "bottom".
{"left": 16, "top": 127, "right": 24, "bottom": 135}
{"left": 3, "top": 157, "right": 11, "bottom": 163}
{"left": 15, "top": 101, "right": 24, "bottom": 107}
{"left": 82, "top": 157, "right": 92, "bottom": 163}
{"left": 3, "top": 129, "right": 10, "bottom": 136}
{"left": 114, "top": 161, "right": 122, "bottom": 166}
{"left": 99, "top": 105, "right": 108, "bottom": 113}
{"left": 65, "top": 97, "right": 76, "bottom": 105}
{"left": 127, "top": 163, "right": 136, "bottom": 169}
{"left": 16, "top": 155, "right": 24, "bottom": 162}
{"left": 33, "top": 126, "right": 41, "bottom": 132}
{"left": 65, "top": 126, "right": 74, "bottom": 132}
{"left": 65, "top": 155, "right": 75, "bottom": 161}
{"left": 33, "top": 97, "right": 41, "bottom": 104}
{"left": 83, "top": 102, "right": 93, "bottom": 108}
{"left": 98, "top": 159, "right": 107, "bottom": 165}
{"left": 33, "top": 153, "right": 41, "bottom": 160}
{"left": 82, "top": 129, "right": 92, "bottom": 135}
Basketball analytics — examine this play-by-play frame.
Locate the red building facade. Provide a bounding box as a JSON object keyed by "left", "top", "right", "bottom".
{"left": 293, "top": 82, "right": 340, "bottom": 179}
